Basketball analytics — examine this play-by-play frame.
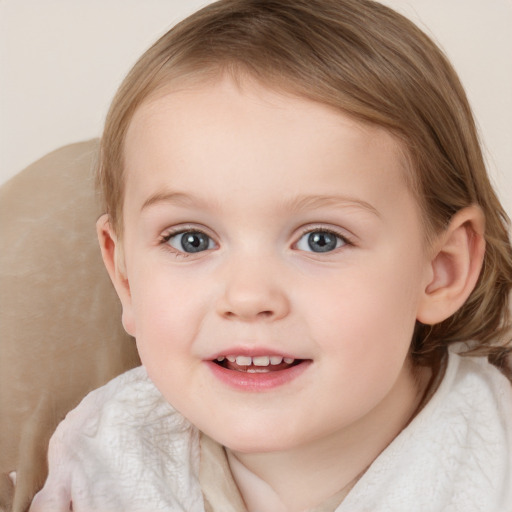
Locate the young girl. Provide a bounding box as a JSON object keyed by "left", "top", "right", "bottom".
{"left": 30, "top": 0, "right": 512, "bottom": 510}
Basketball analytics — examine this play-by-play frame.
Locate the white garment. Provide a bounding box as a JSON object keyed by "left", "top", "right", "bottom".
{"left": 30, "top": 350, "right": 512, "bottom": 512}
{"left": 29, "top": 369, "right": 204, "bottom": 512}
{"left": 337, "top": 352, "right": 512, "bottom": 512}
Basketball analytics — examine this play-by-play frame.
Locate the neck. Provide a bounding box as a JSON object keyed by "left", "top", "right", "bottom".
{"left": 226, "top": 363, "right": 432, "bottom": 512}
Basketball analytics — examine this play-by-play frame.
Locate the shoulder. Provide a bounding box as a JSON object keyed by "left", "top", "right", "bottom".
{"left": 47, "top": 365, "right": 194, "bottom": 457}
{"left": 341, "top": 350, "right": 512, "bottom": 512}
{"left": 53, "top": 365, "right": 188, "bottom": 437}
{"left": 30, "top": 367, "right": 204, "bottom": 511}
{"left": 429, "top": 349, "right": 512, "bottom": 439}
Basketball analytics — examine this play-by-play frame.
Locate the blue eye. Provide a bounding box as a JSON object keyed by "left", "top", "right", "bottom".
{"left": 167, "top": 231, "right": 215, "bottom": 253}
{"left": 296, "top": 230, "right": 346, "bottom": 253}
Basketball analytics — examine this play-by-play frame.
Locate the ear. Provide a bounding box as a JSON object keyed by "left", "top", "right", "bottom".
{"left": 96, "top": 214, "right": 136, "bottom": 336}
{"left": 417, "top": 205, "right": 485, "bottom": 325}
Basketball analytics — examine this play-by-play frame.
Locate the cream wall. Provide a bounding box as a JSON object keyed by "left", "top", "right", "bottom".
{"left": 1, "top": 0, "right": 511, "bottom": 212}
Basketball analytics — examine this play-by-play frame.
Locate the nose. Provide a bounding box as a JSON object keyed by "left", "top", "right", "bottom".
{"left": 216, "top": 257, "right": 290, "bottom": 322}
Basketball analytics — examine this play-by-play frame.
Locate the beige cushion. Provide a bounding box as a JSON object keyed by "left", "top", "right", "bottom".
{"left": 0, "top": 140, "right": 140, "bottom": 512}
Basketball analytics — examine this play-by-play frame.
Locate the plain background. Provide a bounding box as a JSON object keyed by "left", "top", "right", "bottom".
{"left": 1, "top": 0, "right": 511, "bottom": 213}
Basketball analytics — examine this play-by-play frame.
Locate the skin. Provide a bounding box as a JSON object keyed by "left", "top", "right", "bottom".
{"left": 98, "top": 76, "right": 485, "bottom": 511}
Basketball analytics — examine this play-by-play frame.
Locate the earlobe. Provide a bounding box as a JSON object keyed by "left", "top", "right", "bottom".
{"left": 96, "top": 214, "right": 136, "bottom": 336}
{"left": 417, "top": 206, "right": 485, "bottom": 325}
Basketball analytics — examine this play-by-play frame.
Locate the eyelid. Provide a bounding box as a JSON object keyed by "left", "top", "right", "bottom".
{"left": 159, "top": 223, "right": 215, "bottom": 241}
{"left": 296, "top": 224, "right": 354, "bottom": 242}
{"left": 293, "top": 225, "right": 355, "bottom": 252}
{"left": 159, "top": 224, "right": 218, "bottom": 255}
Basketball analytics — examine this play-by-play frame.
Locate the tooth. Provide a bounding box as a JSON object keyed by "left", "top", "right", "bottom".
{"left": 236, "top": 355, "right": 252, "bottom": 366}
{"left": 253, "top": 356, "right": 270, "bottom": 367}
{"left": 283, "top": 357, "right": 294, "bottom": 364}
{"left": 216, "top": 356, "right": 225, "bottom": 362}
{"left": 247, "top": 367, "right": 270, "bottom": 373}
{"left": 270, "top": 356, "right": 283, "bottom": 365}
{"left": 226, "top": 355, "right": 236, "bottom": 363}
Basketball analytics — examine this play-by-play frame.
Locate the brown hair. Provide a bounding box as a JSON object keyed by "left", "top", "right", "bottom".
{"left": 97, "top": 0, "right": 512, "bottom": 369}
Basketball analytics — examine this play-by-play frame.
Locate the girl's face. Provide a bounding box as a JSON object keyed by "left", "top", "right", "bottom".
{"left": 114, "top": 77, "right": 434, "bottom": 454}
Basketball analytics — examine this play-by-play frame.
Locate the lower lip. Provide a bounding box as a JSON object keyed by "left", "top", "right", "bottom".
{"left": 205, "top": 360, "right": 311, "bottom": 391}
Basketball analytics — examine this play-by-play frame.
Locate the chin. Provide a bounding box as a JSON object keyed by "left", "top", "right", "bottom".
{"left": 205, "top": 423, "right": 302, "bottom": 454}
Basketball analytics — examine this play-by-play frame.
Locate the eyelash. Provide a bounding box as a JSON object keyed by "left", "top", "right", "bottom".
{"left": 159, "top": 227, "right": 213, "bottom": 258}
{"left": 295, "top": 226, "right": 353, "bottom": 251}
{"left": 158, "top": 225, "right": 354, "bottom": 256}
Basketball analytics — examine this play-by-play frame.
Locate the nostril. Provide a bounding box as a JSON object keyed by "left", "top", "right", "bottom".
{"left": 218, "top": 288, "right": 290, "bottom": 321}
{"left": 223, "top": 310, "right": 274, "bottom": 319}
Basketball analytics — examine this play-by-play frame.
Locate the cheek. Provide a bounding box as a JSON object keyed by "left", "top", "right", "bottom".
{"left": 300, "top": 265, "right": 423, "bottom": 418}
{"left": 129, "top": 278, "right": 204, "bottom": 405}
{"left": 305, "top": 259, "right": 423, "bottom": 360}
{"left": 128, "top": 270, "right": 200, "bottom": 357}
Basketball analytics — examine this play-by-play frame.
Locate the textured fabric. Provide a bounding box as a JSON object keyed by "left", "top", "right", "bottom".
{"left": 29, "top": 366, "right": 203, "bottom": 512}
{"left": 199, "top": 435, "right": 247, "bottom": 512}
{"left": 0, "top": 140, "right": 140, "bottom": 512}
{"left": 337, "top": 352, "right": 512, "bottom": 512}
{"left": 30, "top": 351, "right": 512, "bottom": 511}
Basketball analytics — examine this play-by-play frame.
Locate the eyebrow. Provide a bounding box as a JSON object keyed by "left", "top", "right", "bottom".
{"left": 288, "top": 194, "right": 380, "bottom": 217}
{"left": 140, "top": 191, "right": 203, "bottom": 212}
{"left": 140, "top": 190, "right": 380, "bottom": 217}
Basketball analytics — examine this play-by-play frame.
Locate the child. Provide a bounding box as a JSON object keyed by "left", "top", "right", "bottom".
{"left": 29, "top": 0, "right": 512, "bottom": 510}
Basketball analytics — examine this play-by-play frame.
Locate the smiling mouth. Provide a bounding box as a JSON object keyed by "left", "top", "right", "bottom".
{"left": 213, "top": 355, "right": 304, "bottom": 373}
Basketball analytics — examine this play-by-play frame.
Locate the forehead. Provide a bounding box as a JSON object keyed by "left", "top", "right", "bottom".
{"left": 122, "top": 76, "right": 415, "bottom": 221}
